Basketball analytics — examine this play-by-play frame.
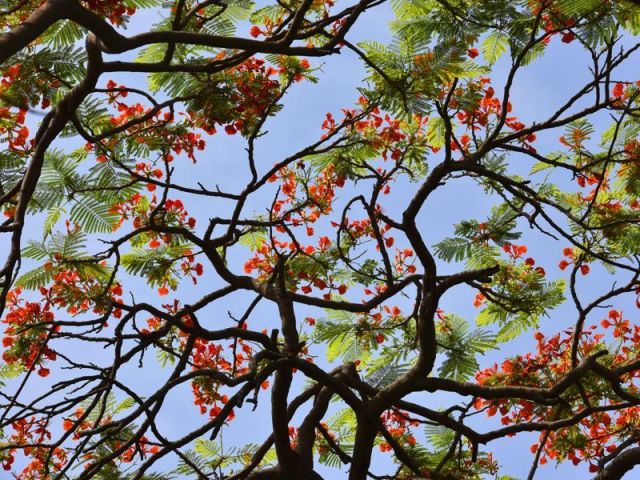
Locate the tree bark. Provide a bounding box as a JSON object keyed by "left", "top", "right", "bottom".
{"left": 593, "top": 447, "right": 640, "bottom": 480}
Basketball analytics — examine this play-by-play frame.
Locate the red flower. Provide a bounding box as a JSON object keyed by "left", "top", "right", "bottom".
{"left": 319, "top": 236, "right": 331, "bottom": 250}
{"left": 467, "top": 48, "right": 479, "bottom": 58}
{"left": 250, "top": 26, "right": 262, "bottom": 38}
{"left": 503, "top": 243, "right": 527, "bottom": 259}
{"left": 612, "top": 82, "right": 625, "bottom": 98}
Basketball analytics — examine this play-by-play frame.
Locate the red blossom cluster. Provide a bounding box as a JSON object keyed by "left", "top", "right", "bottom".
{"left": 501, "top": 242, "right": 527, "bottom": 260}
{"left": 269, "top": 162, "right": 345, "bottom": 225}
{"left": 558, "top": 247, "right": 590, "bottom": 275}
{"left": 100, "top": 82, "right": 207, "bottom": 164}
{"left": 165, "top": 128, "right": 207, "bottom": 163}
{"left": 3, "top": 417, "right": 67, "bottom": 477}
{"left": 315, "top": 422, "right": 337, "bottom": 455}
{"left": 601, "top": 309, "right": 631, "bottom": 339}
{"left": 394, "top": 248, "right": 416, "bottom": 275}
{"left": 110, "top": 194, "right": 196, "bottom": 233}
{"left": 609, "top": 81, "right": 640, "bottom": 104}
{"left": 82, "top": 0, "right": 136, "bottom": 25}
{"left": 378, "top": 409, "right": 418, "bottom": 452}
{"left": 62, "top": 407, "right": 90, "bottom": 437}
{"left": 190, "top": 339, "right": 248, "bottom": 419}
{"left": 1, "top": 288, "right": 57, "bottom": 377}
{"left": 190, "top": 56, "right": 312, "bottom": 136}
{"left": 0, "top": 65, "right": 30, "bottom": 155}
{"left": 243, "top": 237, "right": 348, "bottom": 299}
{"left": 120, "top": 436, "right": 160, "bottom": 463}
{"left": 476, "top": 322, "right": 640, "bottom": 471}
{"left": 526, "top": 1, "right": 579, "bottom": 44}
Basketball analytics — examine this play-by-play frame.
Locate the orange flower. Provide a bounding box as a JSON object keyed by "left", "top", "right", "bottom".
{"left": 612, "top": 82, "right": 625, "bottom": 98}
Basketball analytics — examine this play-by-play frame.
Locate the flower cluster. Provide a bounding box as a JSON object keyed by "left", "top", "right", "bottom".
{"left": 1, "top": 289, "right": 56, "bottom": 377}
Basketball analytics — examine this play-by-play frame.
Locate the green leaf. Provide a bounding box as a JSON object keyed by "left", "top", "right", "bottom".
{"left": 557, "top": 0, "right": 602, "bottom": 17}
{"left": 481, "top": 30, "right": 509, "bottom": 64}
{"left": 437, "top": 314, "right": 495, "bottom": 381}
{"left": 156, "top": 348, "right": 176, "bottom": 367}
{"left": 70, "top": 198, "right": 118, "bottom": 233}
{"left": 314, "top": 310, "right": 372, "bottom": 363}
{"left": 22, "top": 241, "right": 50, "bottom": 261}
{"left": 365, "top": 361, "right": 410, "bottom": 389}
{"left": 239, "top": 228, "right": 268, "bottom": 251}
{"left": 194, "top": 439, "right": 220, "bottom": 458}
{"left": 43, "top": 205, "right": 65, "bottom": 238}
{"left": 426, "top": 116, "right": 447, "bottom": 149}
{"left": 115, "top": 397, "right": 136, "bottom": 414}
{"left": 15, "top": 266, "right": 54, "bottom": 290}
{"left": 41, "top": 20, "right": 86, "bottom": 48}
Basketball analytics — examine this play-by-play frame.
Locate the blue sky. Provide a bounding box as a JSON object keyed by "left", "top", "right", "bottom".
{"left": 6, "top": 2, "right": 640, "bottom": 478}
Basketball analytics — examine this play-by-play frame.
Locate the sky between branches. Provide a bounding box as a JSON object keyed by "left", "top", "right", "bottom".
{"left": 6, "top": 1, "right": 640, "bottom": 477}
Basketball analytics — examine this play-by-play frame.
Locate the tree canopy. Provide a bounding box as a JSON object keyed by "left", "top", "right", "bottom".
{"left": 4, "top": 0, "right": 640, "bottom": 479}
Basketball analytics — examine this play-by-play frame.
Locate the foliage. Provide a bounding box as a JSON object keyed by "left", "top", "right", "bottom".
{"left": 1, "top": 0, "right": 640, "bottom": 479}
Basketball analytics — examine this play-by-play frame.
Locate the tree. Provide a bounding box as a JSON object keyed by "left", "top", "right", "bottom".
{"left": 4, "top": 0, "right": 640, "bottom": 478}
